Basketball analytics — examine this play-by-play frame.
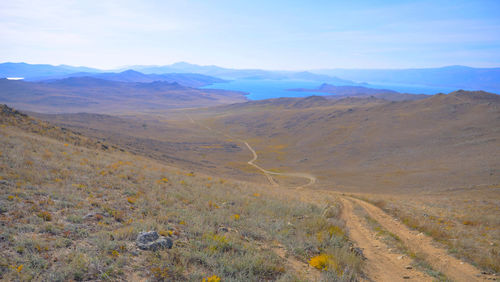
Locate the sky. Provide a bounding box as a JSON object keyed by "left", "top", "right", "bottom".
{"left": 1, "top": 0, "right": 499, "bottom": 70}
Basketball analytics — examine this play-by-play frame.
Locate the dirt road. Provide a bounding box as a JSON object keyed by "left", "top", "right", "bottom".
{"left": 339, "top": 197, "right": 433, "bottom": 281}
{"left": 348, "top": 196, "right": 487, "bottom": 282}
{"left": 187, "top": 114, "right": 489, "bottom": 281}
{"left": 242, "top": 140, "right": 316, "bottom": 188}
{"left": 187, "top": 114, "right": 316, "bottom": 188}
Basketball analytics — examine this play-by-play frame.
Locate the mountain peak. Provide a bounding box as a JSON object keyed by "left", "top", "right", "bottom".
{"left": 171, "top": 61, "right": 198, "bottom": 67}
{"left": 119, "top": 69, "right": 144, "bottom": 75}
{"left": 448, "top": 90, "right": 499, "bottom": 102}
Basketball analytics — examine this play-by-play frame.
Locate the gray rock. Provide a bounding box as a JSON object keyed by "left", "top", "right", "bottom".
{"left": 136, "top": 231, "right": 173, "bottom": 251}
{"left": 137, "top": 231, "right": 159, "bottom": 244}
{"left": 217, "top": 226, "right": 229, "bottom": 233}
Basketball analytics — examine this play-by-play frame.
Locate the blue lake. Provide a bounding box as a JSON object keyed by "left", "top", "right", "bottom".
{"left": 202, "top": 79, "right": 324, "bottom": 100}
{"left": 202, "top": 79, "right": 461, "bottom": 100}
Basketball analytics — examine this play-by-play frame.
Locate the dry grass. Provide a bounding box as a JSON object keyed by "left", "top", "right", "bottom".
{"left": 0, "top": 110, "right": 363, "bottom": 281}
{"left": 359, "top": 191, "right": 500, "bottom": 273}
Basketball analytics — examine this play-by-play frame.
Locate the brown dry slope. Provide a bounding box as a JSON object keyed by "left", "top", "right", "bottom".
{"left": 0, "top": 105, "right": 364, "bottom": 281}
{"left": 31, "top": 91, "right": 500, "bottom": 279}
{"left": 188, "top": 110, "right": 485, "bottom": 281}
{"left": 191, "top": 90, "right": 500, "bottom": 193}
{"left": 201, "top": 109, "right": 495, "bottom": 280}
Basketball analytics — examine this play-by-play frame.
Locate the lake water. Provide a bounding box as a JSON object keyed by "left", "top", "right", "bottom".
{"left": 202, "top": 79, "right": 325, "bottom": 100}
{"left": 202, "top": 79, "right": 460, "bottom": 100}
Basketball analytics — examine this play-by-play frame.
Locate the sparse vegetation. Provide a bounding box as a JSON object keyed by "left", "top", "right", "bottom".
{"left": 0, "top": 108, "right": 362, "bottom": 280}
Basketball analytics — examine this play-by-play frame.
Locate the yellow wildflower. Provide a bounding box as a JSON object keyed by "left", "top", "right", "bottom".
{"left": 203, "top": 275, "right": 221, "bottom": 282}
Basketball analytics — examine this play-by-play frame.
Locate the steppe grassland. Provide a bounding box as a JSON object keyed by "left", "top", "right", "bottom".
{"left": 0, "top": 121, "right": 362, "bottom": 281}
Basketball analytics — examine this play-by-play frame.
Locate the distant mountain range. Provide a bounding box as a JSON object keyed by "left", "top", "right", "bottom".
{"left": 1, "top": 62, "right": 499, "bottom": 94}
{"left": 0, "top": 62, "right": 101, "bottom": 79}
{"left": 313, "top": 65, "right": 500, "bottom": 93}
{"left": 124, "top": 62, "right": 355, "bottom": 83}
{"left": 39, "top": 69, "right": 227, "bottom": 88}
{"left": 0, "top": 62, "right": 354, "bottom": 85}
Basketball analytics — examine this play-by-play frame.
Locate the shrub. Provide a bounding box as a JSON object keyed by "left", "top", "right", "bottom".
{"left": 37, "top": 211, "right": 52, "bottom": 221}
{"left": 203, "top": 275, "right": 221, "bottom": 282}
{"left": 309, "top": 254, "right": 331, "bottom": 270}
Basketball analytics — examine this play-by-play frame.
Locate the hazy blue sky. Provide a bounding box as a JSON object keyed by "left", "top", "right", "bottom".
{"left": 1, "top": 0, "right": 499, "bottom": 70}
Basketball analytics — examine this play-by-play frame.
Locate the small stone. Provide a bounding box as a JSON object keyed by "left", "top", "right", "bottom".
{"left": 139, "top": 238, "right": 173, "bottom": 251}
{"left": 398, "top": 255, "right": 405, "bottom": 260}
{"left": 136, "top": 231, "right": 173, "bottom": 251}
{"left": 217, "top": 226, "right": 229, "bottom": 233}
{"left": 137, "top": 231, "right": 159, "bottom": 244}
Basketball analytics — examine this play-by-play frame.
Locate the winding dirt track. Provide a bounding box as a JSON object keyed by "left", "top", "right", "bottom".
{"left": 187, "top": 114, "right": 488, "bottom": 281}
{"left": 187, "top": 114, "right": 316, "bottom": 188}
{"left": 242, "top": 141, "right": 316, "bottom": 188}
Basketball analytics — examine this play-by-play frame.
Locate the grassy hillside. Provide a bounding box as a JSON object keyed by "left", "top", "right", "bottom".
{"left": 0, "top": 106, "right": 362, "bottom": 281}
{"left": 31, "top": 111, "right": 260, "bottom": 183}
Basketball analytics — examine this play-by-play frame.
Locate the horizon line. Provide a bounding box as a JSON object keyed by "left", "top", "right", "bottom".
{"left": 1, "top": 61, "right": 499, "bottom": 72}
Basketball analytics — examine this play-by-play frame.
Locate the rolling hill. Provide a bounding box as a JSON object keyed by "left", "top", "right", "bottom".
{"left": 35, "top": 70, "right": 227, "bottom": 88}
{"left": 182, "top": 90, "right": 500, "bottom": 193}
{"left": 0, "top": 77, "right": 247, "bottom": 113}
{"left": 0, "top": 104, "right": 364, "bottom": 280}
{"left": 35, "top": 90, "right": 500, "bottom": 194}
{"left": 289, "top": 84, "right": 429, "bottom": 101}
{"left": 7, "top": 90, "right": 500, "bottom": 279}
